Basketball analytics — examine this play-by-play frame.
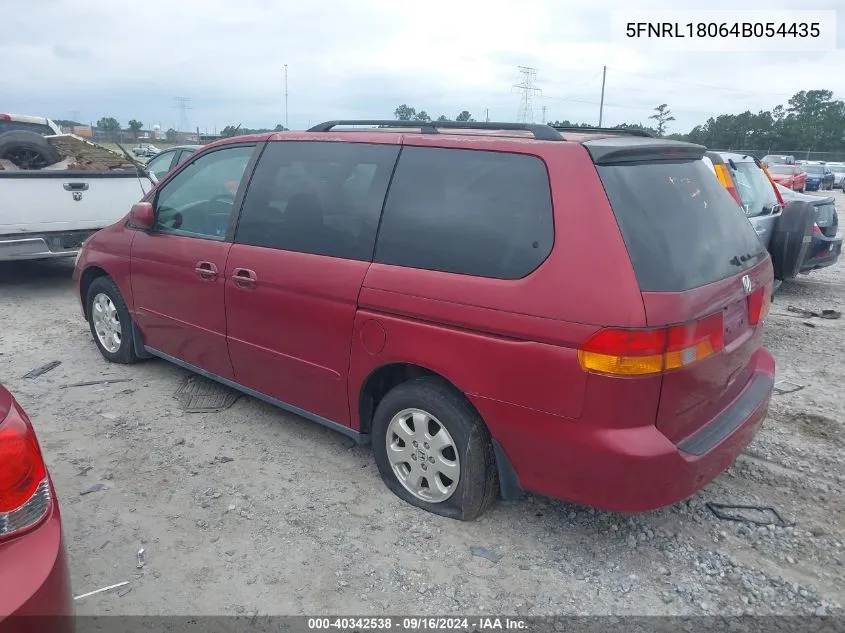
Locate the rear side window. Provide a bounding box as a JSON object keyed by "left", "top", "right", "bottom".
{"left": 728, "top": 161, "right": 779, "bottom": 218}
{"left": 375, "top": 147, "right": 553, "bottom": 279}
{"left": 236, "top": 141, "right": 400, "bottom": 261}
{"left": 597, "top": 160, "right": 768, "bottom": 292}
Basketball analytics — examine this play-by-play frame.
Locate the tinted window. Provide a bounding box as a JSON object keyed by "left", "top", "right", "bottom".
{"left": 597, "top": 159, "right": 768, "bottom": 292}
{"left": 728, "top": 162, "right": 779, "bottom": 218}
{"left": 375, "top": 147, "right": 553, "bottom": 279}
{"left": 236, "top": 141, "right": 400, "bottom": 260}
{"left": 153, "top": 145, "right": 255, "bottom": 240}
{"left": 0, "top": 121, "right": 54, "bottom": 135}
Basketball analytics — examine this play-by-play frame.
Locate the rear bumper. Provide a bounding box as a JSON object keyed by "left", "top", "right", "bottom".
{"left": 0, "top": 497, "right": 73, "bottom": 629}
{"left": 473, "top": 348, "right": 775, "bottom": 512}
{"left": 0, "top": 231, "right": 95, "bottom": 262}
{"left": 800, "top": 233, "right": 842, "bottom": 272}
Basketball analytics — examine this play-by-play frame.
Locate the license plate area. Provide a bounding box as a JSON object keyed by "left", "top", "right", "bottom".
{"left": 723, "top": 298, "right": 749, "bottom": 345}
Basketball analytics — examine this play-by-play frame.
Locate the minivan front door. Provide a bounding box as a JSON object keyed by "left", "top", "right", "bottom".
{"left": 130, "top": 144, "right": 257, "bottom": 378}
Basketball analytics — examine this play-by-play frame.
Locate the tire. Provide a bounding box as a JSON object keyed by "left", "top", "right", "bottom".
{"left": 372, "top": 376, "right": 497, "bottom": 521}
{"left": 770, "top": 200, "right": 816, "bottom": 281}
{"left": 0, "top": 131, "right": 61, "bottom": 170}
{"left": 86, "top": 276, "right": 138, "bottom": 364}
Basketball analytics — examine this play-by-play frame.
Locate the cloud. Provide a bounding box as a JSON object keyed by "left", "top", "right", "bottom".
{"left": 0, "top": 0, "right": 842, "bottom": 133}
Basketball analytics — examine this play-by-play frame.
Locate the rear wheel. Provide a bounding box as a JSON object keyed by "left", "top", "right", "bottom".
{"left": 372, "top": 377, "right": 497, "bottom": 521}
{"left": 86, "top": 277, "right": 138, "bottom": 364}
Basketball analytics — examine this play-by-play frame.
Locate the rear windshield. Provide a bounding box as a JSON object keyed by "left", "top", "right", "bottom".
{"left": 804, "top": 165, "right": 824, "bottom": 175}
{"left": 768, "top": 165, "right": 794, "bottom": 175}
{"left": 597, "top": 159, "right": 768, "bottom": 292}
{"left": 728, "top": 161, "right": 779, "bottom": 218}
{"left": 0, "top": 121, "right": 54, "bottom": 135}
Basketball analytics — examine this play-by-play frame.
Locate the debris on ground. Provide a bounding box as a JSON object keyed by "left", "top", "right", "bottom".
{"left": 706, "top": 502, "right": 792, "bottom": 527}
{"left": 774, "top": 380, "right": 805, "bottom": 395}
{"left": 22, "top": 360, "right": 61, "bottom": 379}
{"left": 80, "top": 483, "right": 107, "bottom": 496}
{"left": 137, "top": 549, "right": 146, "bottom": 569}
{"left": 175, "top": 375, "right": 240, "bottom": 412}
{"left": 787, "top": 305, "right": 842, "bottom": 320}
{"left": 60, "top": 378, "right": 133, "bottom": 389}
{"left": 73, "top": 581, "right": 130, "bottom": 601}
{"left": 47, "top": 135, "right": 138, "bottom": 171}
{"left": 470, "top": 546, "right": 503, "bottom": 563}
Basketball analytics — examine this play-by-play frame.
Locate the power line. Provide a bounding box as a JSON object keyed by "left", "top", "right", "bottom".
{"left": 608, "top": 67, "right": 794, "bottom": 97}
{"left": 513, "top": 66, "right": 541, "bottom": 123}
{"left": 174, "top": 97, "right": 193, "bottom": 134}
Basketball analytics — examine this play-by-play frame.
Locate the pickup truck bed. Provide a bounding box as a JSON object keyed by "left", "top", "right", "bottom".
{"left": 0, "top": 168, "right": 152, "bottom": 261}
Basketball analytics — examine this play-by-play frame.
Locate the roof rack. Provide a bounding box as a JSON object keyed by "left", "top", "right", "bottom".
{"left": 307, "top": 120, "right": 564, "bottom": 141}
{"left": 552, "top": 126, "right": 653, "bottom": 138}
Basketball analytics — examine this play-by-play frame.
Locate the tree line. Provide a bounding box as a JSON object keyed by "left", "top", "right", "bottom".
{"left": 392, "top": 89, "right": 845, "bottom": 156}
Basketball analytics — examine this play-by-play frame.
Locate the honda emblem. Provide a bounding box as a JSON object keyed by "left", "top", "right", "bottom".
{"left": 741, "top": 274, "right": 752, "bottom": 294}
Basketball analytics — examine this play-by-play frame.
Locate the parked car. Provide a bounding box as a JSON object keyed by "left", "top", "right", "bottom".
{"left": 144, "top": 145, "right": 203, "bottom": 183}
{"left": 762, "top": 154, "right": 795, "bottom": 166}
{"left": 803, "top": 164, "right": 835, "bottom": 191}
{"left": 775, "top": 183, "right": 842, "bottom": 273}
{"left": 0, "top": 384, "right": 73, "bottom": 626}
{"left": 1, "top": 134, "right": 154, "bottom": 261}
{"left": 132, "top": 143, "right": 160, "bottom": 158}
{"left": 826, "top": 162, "right": 845, "bottom": 189}
{"left": 767, "top": 164, "right": 807, "bottom": 192}
{"left": 703, "top": 152, "right": 783, "bottom": 248}
{"left": 75, "top": 120, "right": 777, "bottom": 520}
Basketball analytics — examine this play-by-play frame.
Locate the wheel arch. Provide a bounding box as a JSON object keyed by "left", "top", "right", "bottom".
{"left": 79, "top": 265, "right": 110, "bottom": 319}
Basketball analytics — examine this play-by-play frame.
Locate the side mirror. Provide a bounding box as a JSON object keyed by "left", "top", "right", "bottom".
{"left": 128, "top": 201, "right": 155, "bottom": 230}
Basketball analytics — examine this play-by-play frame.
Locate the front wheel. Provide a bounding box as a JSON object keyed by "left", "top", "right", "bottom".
{"left": 86, "top": 277, "right": 138, "bottom": 364}
{"left": 372, "top": 377, "right": 498, "bottom": 521}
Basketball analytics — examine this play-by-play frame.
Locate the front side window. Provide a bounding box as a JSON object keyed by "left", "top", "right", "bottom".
{"left": 153, "top": 145, "right": 255, "bottom": 240}
{"left": 235, "top": 141, "right": 400, "bottom": 260}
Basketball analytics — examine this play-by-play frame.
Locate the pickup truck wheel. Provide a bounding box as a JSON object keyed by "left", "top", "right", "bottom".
{"left": 372, "top": 377, "right": 497, "bottom": 521}
{"left": 0, "top": 131, "right": 61, "bottom": 170}
{"left": 86, "top": 277, "right": 138, "bottom": 364}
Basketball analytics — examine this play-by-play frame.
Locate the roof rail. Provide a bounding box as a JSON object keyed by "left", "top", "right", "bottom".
{"left": 552, "top": 126, "right": 653, "bottom": 138}
{"left": 307, "top": 120, "right": 564, "bottom": 141}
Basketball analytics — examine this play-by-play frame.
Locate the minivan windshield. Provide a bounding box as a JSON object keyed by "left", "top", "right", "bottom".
{"left": 597, "top": 159, "right": 768, "bottom": 292}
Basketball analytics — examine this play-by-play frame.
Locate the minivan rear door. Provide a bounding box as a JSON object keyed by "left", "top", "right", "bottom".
{"left": 587, "top": 138, "right": 773, "bottom": 444}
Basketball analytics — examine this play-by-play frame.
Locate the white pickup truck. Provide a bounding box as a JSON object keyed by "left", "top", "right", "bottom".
{"left": 0, "top": 113, "right": 154, "bottom": 261}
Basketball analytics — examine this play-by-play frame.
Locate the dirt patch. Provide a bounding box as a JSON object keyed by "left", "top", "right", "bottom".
{"left": 782, "top": 411, "right": 843, "bottom": 445}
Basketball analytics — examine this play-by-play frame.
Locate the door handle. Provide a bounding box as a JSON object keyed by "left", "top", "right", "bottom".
{"left": 194, "top": 261, "right": 218, "bottom": 280}
{"left": 63, "top": 182, "right": 89, "bottom": 191}
{"left": 232, "top": 267, "right": 257, "bottom": 289}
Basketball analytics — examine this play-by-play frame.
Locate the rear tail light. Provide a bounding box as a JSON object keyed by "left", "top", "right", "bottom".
{"left": 714, "top": 163, "right": 743, "bottom": 207}
{"left": 813, "top": 223, "right": 822, "bottom": 234}
{"left": 0, "top": 411, "right": 50, "bottom": 540}
{"left": 578, "top": 312, "right": 725, "bottom": 377}
{"left": 0, "top": 114, "right": 10, "bottom": 122}
{"left": 748, "top": 282, "right": 772, "bottom": 326}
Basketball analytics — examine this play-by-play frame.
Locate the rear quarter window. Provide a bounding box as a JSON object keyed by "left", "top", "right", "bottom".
{"left": 597, "top": 159, "right": 768, "bottom": 292}
{"left": 375, "top": 147, "right": 554, "bottom": 279}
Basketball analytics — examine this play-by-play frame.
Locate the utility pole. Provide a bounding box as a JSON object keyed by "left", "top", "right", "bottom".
{"left": 284, "top": 64, "right": 289, "bottom": 130}
{"left": 485, "top": 108, "right": 490, "bottom": 122}
{"left": 513, "top": 66, "right": 541, "bottom": 123}
{"left": 174, "top": 97, "right": 193, "bottom": 138}
{"left": 598, "top": 66, "right": 607, "bottom": 127}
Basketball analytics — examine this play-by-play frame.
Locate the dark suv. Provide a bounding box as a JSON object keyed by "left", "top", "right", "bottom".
{"left": 74, "top": 121, "right": 776, "bottom": 520}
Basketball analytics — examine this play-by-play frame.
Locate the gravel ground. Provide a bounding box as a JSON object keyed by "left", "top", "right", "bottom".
{"left": 1, "top": 194, "right": 843, "bottom": 617}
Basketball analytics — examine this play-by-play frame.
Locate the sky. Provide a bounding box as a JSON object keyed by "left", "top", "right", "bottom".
{"left": 1, "top": 0, "right": 843, "bottom": 134}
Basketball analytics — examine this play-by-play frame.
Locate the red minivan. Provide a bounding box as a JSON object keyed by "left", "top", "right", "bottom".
{"left": 74, "top": 121, "right": 775, "bottom": 520}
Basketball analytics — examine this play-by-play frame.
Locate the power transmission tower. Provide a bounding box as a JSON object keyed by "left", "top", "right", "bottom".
{"left": 284, "top": 64, "right": 289, "bottom": 130}
{"left": 541, "top": 105, "right": 547, "bottom": 124}
{"left": 513, "top": 66, "right": 541, "bottom": 123}
{"left": 70, "top": 111, "right": 81, "bottom": 124}
{"left": 174, "top": 97, "right": 193, "bottom": 135}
